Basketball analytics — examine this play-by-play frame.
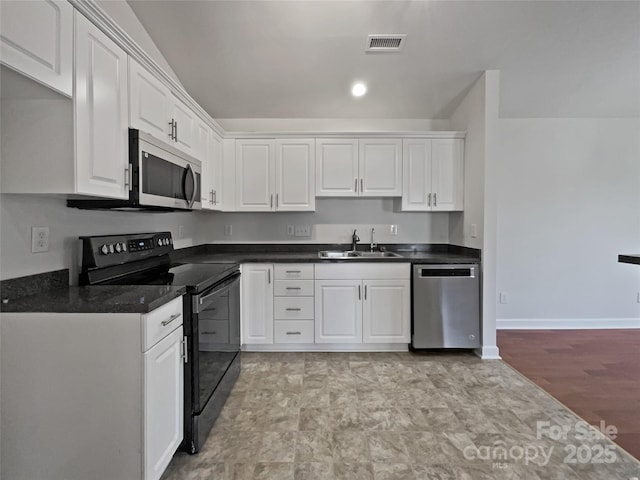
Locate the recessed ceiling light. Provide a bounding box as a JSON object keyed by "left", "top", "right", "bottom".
{"left": 351, "top": 83, "right": 367, "bottom": 97}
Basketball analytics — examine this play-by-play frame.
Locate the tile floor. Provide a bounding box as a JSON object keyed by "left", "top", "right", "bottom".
{"left": 162, "top": 352, "right": 640, "bottom": 480}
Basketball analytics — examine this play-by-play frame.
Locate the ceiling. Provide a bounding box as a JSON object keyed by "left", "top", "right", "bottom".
{"left": 127, "top": 0, "right": 640, "bottom": 120}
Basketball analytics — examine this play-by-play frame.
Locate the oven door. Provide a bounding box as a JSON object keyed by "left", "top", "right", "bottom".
{"left": 191, "top": 272, "right": 241, "bottom": 415}
{"left": 137, "top": 135, "right": 201, "bottom": 210}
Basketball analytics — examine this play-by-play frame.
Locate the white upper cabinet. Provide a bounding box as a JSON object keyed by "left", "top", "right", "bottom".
{"left": 129, "top": 59, "right": 197, "bottom": 156}
{"left": 74, "top": 12, "right": 129, "bottom": 199}
{"left": 198, "top": 120, "right": 223, "bottom": 211}
{"left": 358, "top": 139, "right": 402, "bottom": 196}
{"left": 316, "top": 138, "right": 401, "bottom": 197}
{"left": 236, "top": 139, "right": 315, "bottom": 211}
{"left": 170, "top": 94, "right": 196, "bottom": 156}
{"left": 129, "top": 58, "right": 172, "bottom": 141}
{"left": 316, "top": 139, "right": 359, "bottom": 196}
{"left": 235, "top": 139, "right": 275, "bottom": 211}
{"left": 402, "top": 138, "right": 464, "bottom": 211}
{"left": 0, "top": 0, "right": 73, "bottom": 96}
{"left": 275, "top": 139, "right": 315, "bottom": 211}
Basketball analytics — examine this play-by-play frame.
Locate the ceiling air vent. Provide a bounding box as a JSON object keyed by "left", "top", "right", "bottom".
{"left": 366, "top": 34, "right": 407, "bottom": 52}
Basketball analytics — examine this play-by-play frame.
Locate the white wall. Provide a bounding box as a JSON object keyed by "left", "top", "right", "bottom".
{"left": 95, "top": 0, "right": 183, "bottom": 87}
{"left": 0, "top": 195, "right": 197, "bottom": 283}
{"left": 196, "top": 198, "right": 450, "bottom": 244}
{"left": 448, "top": 71, "right": 501, "bottom": 359}
{"left": 496, "top": 118, "right": 640, "bottom": 326}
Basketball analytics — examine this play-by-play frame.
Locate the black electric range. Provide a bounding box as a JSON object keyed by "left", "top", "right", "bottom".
{"left": 79, "top": 232, "right": 241, "bottom": 454}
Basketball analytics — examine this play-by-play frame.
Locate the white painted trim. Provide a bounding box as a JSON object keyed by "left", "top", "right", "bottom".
{"left": 496, "top": 318, "right": 640, "bottom": 330}
{"left": 242, "top": 343, "right": 409, "bottom": 352}
{"left": 474, "top": 345, "right": 501, "bottom": 360}
{"left": 227, "top": 131, "right": 466, "bottom": 140}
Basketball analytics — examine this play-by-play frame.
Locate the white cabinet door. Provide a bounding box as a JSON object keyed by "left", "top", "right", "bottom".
{"left": 275, "top": 139, "right": 315, "bottom": 211}
{"left": 362, "top": 280, "right": 410, "bottom": 343}
{"left": 144, "top": 326, "right": 184, "bottom": 480}
{"left": 315, "top": 139, "right": 358, "bottom": 197}
{"left": 431, "top": 138, "right": 464, "bottom": 211}
{"left": 129, "top": 58, "right": 172, "bottom": 141}
{"left": 315, "top": 280, "right": 362, "bottom": 343}
{"left": 236, "top": 140, "right": 275, "bottom": 211}
{"left": 241, "top": 264, "right": 274, "bottom": 344}
{"left": 401, "top": 139, "right": 431, "bottom": 211}
{"left": 209, "top": 131, "right": 224, "bottom": 210}
{"left": 74, "top": 13, "right": 129, "bottom": 199}
{"left": 359, "top": 139, "right": 402, "bottom": 196}
{"left": 196, "top": 119, "right": 214, "bottom": 208}
{"left": 0, "top": 0, "right": 73, "bottom": 96}
{"left": 170, "top": 94, "right": 196, "bottom": 156}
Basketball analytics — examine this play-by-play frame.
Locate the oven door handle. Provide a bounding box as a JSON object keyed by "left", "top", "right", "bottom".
{"left": 194, "top": 272, "right": 241, "bottom": 312}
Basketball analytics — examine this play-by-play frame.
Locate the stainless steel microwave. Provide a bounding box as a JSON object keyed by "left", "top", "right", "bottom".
{"left": 68, "top": 129, "right": 201, "bottom": 212}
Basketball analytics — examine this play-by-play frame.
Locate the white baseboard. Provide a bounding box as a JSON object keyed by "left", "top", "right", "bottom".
{"left": 242, "top": 343, "right": 409, "bottom": 352}
{"left": 474, "top": 345, "right": 501, "bottom": 360}
{"left": 497, "top": 318, "right": 640, "bottom": 330}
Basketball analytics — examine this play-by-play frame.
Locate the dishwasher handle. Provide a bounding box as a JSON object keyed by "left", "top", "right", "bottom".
{"left": 418, "top": 265, "right": 476, "bottom": 278}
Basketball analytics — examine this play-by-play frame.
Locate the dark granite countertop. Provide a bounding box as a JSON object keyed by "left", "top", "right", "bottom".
{"left": 1, "top": 285, "right": 186, "bottom": 314}
{"left": 619, "top": 254, "right": 640, "bottom": 266}
{"left": 173, "top": 243, "right": 481, "bottom": 265}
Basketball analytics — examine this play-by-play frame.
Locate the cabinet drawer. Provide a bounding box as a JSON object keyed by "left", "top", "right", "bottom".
{"left": 274, "top": 320, "right": 314, "bottom": 343}
{"left": 274, "top": 264, "right": 314, "bottom": 280}
{"left": 274, "top": 280, "right": 314, "bottom": 296}
{"left": 199, "top": 320, "right": 229, "bottom": 345}
{"left": 141, "top": 296, "right": 183, "bottom": 352}
{"left": 274, "top": 297, "right": 314, "bottom": 319}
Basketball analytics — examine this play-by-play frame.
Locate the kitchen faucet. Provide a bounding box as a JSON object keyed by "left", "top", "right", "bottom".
{"left": 351, "top": 229, "right": 360, "bottom": 251}
{"left": 370, "top": 227, "right": 377, "bottom": 252}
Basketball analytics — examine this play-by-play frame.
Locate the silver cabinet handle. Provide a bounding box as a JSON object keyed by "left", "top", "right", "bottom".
{"left": 213, "top": 190, "right": 217, "bottom": 205}
{"left": 124, "top": 163, "right": 133, "bottom": 191}
{"left": 268, "top": 269, "right": 271, "bottom": 284}
{"left": 174, "top": 120, "right": 178, "bottom": 142}
{"left": 285, "top": 287, "right": 301, "bottom": 290}
{"left": 276, "top": 193, "right": 279, "bottom": 210}
{"left": 161, "top": 313, "right": 181, "bottom": 327}
{"left": 364, "top": 285, "right": 367, "bottom": 300}
{"left": 434, "top": 193, "right": 437, "bottom": 206}
{"left": 286, "top": 307, "right": 301, "bottom": 311}
{"left": 210, "top": 190, "right": 214, "bottom": 204}
{"left": 355, "top": 178, "right": 358, "bottom": 193}
{"left": 182, "top": 336, "right": 188, "bottom": 363}
{"left": 286, "top": 331, "right": 301, "bottom": 335}
{"left": 201, "top": 331, "right": 217, "bottom": 335}
{"left": 358, "top": 285, "right": 361, "bottom": 300}
{"left": 360, "top": 178, "right": 363, "bottom": 192}
{"left": 270, "top": 194, "right": 273, "bottom": 209}
{"left": 168, "top": 119, "right": 174, "bottom": 140}
{"left": 286, "top": 270, "right": 301, "bottom": 273}
{"left": 427, "top": 193, "right": 432, "bottom": 206}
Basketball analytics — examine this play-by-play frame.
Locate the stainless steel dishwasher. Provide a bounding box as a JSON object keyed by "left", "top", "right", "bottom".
{"left": 412, "top": 264, "right": 480, "bottom": 349}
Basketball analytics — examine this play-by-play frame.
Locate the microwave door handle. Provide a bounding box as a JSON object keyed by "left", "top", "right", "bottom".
{"left": 184, "top": 164, "right": 198, "bottom": 208}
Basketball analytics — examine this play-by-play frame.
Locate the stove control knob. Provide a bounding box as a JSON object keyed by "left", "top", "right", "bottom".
{"left": 100, "top": 244, "right": 109, "bottom": 255}
{"left": 109, "top": 244, "right": 115, "bottom": 254}
{"left": 122, "top": 243, "right": 127, "bottom": 252}
{"left": 115, "top": 243, "right": 122, "bottom": 253}
{"left": 168, "top": 238, "right": 172, "bottom": 245}
{"left": 158, "top": 238, "right": 164, "bottom": 246}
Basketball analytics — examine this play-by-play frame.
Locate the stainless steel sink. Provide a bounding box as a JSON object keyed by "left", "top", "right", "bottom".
{"left": 355, "top": 251, "right": 402, "bottom": 258}
{"left": 318, "top": 250, "right": 402, "bottom": 259}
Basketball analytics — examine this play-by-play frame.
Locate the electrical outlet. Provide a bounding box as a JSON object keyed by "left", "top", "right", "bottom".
{"left": 471, "top": 224, "right": 478, "bottom": 238}
{"left": 286, "top": 225, "right": 295, "bottom": 236}
{"left": 224, "top": 224, "right": 233, "bottom": 236}
{"left": 31, "top": 226, "right": 50, "bottom": 253}
{"left": 499, "top": 292, "right": 508, "bottom": 304}
{"left": 294, "top": 225, "right": 311, "bottom": 237}
{"left": 390, "top": 225, "right": 398, "bottom": 235}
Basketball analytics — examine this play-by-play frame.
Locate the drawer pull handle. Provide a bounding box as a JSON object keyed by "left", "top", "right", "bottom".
{"left": 202, "top": 331, "right": 217, "bottom": 335}
{"left": 161, "top": 313, "right": 181, "bottom": 326}
{"left": 286, "top": 331, "right": 302, "bottom": 335}
{"left": 285, "top": 287, "right": 301, "bottom": 290}
{"left": 286, "top": 270, "right": 301, "bottom": 273}
{"left": 286, "top": 308, "right": 301, "bottom": 311}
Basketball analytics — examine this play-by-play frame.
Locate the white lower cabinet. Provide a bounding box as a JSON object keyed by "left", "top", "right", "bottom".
{"left": 241, "top": 262, "right": 410, "bottom": 350}
{"left": 0, "top": 296, "right": 185, "bottom": 480}
{"left": 241, "top": 264, "right": 274, "bottom": 344}
{"left": 315, "top": 263, "right": 411, "bottom": 345}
